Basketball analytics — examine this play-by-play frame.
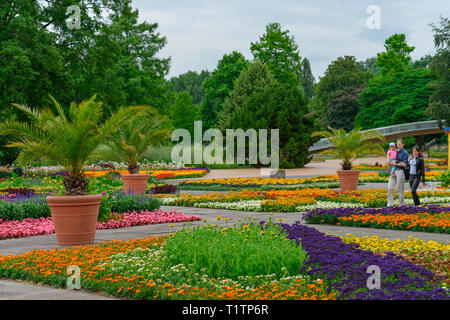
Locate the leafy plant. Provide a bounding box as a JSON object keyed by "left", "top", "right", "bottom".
{"left": 312, "top": 127, "right": 385, "bottom": 170}
{"left": 101, "top": 107, "right": 171, "bottom": 174}
{"left": 0, "top": 95, "right": 144, "bottom": 195}
{"left": 163, "top": 219, "right": 308, "bottom": 280}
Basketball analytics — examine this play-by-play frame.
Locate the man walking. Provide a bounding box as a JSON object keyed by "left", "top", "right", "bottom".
{"left": 387, "top": 138, "right": 409, "bottom": 207}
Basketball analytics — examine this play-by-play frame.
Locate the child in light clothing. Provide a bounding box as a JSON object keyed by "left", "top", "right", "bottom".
{"left": 387, "top": 142, "right": 397, "bottom": 176}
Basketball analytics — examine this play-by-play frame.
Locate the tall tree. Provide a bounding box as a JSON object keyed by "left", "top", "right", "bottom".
{"left": 171, "top": 91, "right": 199, "bottom": 136}
{"left": 217, "top": 61, "right": 275, "bottom": 130}
{"left": 425, "top": 17, "right": 450, "bottom": 125}
{"left": 169, "top": 70, "right": 210, "bottom": 105}
{"left": 300, "top": 58, "right": 315, "bottom": 99}
{"left": 250, "top": 22, "right": 302, "bottom": 87}
{"left": 220, "top": 63, "right": 315, "bottom": 168}
{"left": 200, "top": 51, "right": 248, "bottom": 130}
{"left": 327, "top": 86, "right": 365, "bottom": 132}
{"left": 355, "top": 68, "right": 433, "bottom": 129}
{"left": 412, "top": 55, "right": 433, "bottom": 69}
{"left": 376, "top": 33, "right": 415, "bottom": 76}
{"left": 361, "top": 57, "right": 380, "bottom": 77}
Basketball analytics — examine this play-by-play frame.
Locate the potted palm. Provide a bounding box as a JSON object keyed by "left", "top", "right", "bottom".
{"left": 0, "top": 96, "right": 143, "bottom": 245}
{"left": 102, "top": 107, "right": 171, "bottom": 194}
{"left": 312, "top": 127, "right": 384, "bottom": 191}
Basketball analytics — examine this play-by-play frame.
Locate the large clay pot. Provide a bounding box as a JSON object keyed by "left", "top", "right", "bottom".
{"left": 121, "top": 174, "right": 149, "bottom": 194}
{"left": 337, "top": 170, "right": 360, "bottom": 191}
{"left": 47, "top": 194, "right": 102, "bottom": 246}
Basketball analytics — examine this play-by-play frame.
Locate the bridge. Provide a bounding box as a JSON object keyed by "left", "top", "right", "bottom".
{"left": 309, "top": 120, "right": 445, "bottom": 153}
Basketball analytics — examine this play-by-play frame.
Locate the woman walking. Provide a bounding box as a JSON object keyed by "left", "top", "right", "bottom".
{"left": 409, "top": 146, "right": 427, "bottom": 206}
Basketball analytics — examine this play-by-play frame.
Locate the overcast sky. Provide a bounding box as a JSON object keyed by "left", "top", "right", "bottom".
{"left": 132, "top": 0, "right": 449, "bottom": 81}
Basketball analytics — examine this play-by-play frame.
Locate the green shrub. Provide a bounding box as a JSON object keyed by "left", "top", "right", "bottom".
{"left": 0, "top": 199, "right": 50, "bottom": 221}
{"left": 163, "top": 220, "right": 308, "bottom": 280}
{"left": 110, "top": 193, "right": 161, "bottom": 214}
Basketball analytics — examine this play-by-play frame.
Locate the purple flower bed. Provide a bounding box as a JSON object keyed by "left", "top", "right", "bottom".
{"left": 279, "top": 222, "right": 449, "bottom": 300}
{"left": 304, "top": 205, "right": 450, "bottom": 224}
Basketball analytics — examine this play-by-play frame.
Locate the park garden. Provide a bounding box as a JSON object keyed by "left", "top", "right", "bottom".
{"left": 0, "top": 1, "right": 449, "bottom": 302}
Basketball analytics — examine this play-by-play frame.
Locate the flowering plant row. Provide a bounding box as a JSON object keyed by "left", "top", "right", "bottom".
{"left": 305, "top": 205, "right": 450, "bottom": 233}
{"left": 281, "top": 222, "right": 448, "bottom": 300}
{"left": 0, "top": 209, "right": 201, "bottom": 240}
{"left": 156, "top": 188, "right": 450, "bottom": 212}
{"left": 179, "top": 172, "right": 447, "bottom": 189}
{"left": 338, "top": 234, "right": 449, "bottom": 286}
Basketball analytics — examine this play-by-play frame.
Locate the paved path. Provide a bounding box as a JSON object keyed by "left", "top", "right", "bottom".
{"left": 0, "top": 279, "right": 117, "bottom": 300}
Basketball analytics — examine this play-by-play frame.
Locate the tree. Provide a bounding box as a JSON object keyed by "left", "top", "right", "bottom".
{"left": 200, "top": 51, "right": 248, "bottom": 129}
{"left": 327, "top": 86, "right": 365, "bottom": 132}
{"left": 300, "top": 58, "right": 315, "bottom": 99}
{"left": 312, "top": 56, "right": 371, "bottom": 129}
{"left": 218, "top": 61, "right": 315, "bottom": 168}
{"left": 171, "top": 91, "right": 200, "bottom": 136}
{"left": 0, "top": 96, "right": 143, "bottom": 195}
{"left": 0, "top": 0, "right": 170, "bottom": 118}
{"left": 0, "top": 0, "right": 67, "bottom": 121}
{"left": 425, "top": 17, "right": 450, "bottom": 125}
{"left": 169, "top": 70, "right": 210, "bottom": 105}
{"left": 361, "top": 57, "right": 380, "bottom": 77}
{"left": 250, "top": 22, "right": 302, "bottom": 87}
{"left": 412, "top": 55, "right": 433, "bottom": 69}
{"left": 376, "top": 34, "right": 415, "bottom": 76}
{"left": 217, "top": 61, "right": 275, "bottom": 130}
{"left": 355, "top": 68, "right": 433, "bottom": 129}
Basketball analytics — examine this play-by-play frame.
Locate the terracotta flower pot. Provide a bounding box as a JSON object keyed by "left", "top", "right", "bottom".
{"left": 47, "top": 194, "right": 102, "bottom": 246}
{"left": 121, "top": 174, "right": 149, "bottom": 194}
{"left": 336, "top": 170, "right": 360, "bottom": 191}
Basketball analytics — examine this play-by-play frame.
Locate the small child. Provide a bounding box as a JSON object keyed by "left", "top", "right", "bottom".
{"left": 387, "top": 142, "right": 397, "bottom": 176}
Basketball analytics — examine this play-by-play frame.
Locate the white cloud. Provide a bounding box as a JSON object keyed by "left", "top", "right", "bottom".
{"left": 133, "top": 0, "right": 450, "bottom": 79}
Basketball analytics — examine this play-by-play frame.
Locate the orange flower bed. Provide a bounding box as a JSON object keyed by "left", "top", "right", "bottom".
{"left": 338, "top": 212, "right": 450, "bottom": 233}
{"left": 0, "top": 236, "right": 335, "bottom": 300}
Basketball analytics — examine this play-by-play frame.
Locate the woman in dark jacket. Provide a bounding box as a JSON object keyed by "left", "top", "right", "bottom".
{"left": 409, "top": 146, "right": 426, "bottom": 206}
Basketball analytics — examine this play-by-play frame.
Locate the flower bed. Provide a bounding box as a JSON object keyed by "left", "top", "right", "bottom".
{"left": 0, "top": 222, "right": 447, "bottom": 300}
{"left": 304, "top": 205, "right": 450, "bottom": 233}
{"left": 0, "top": 191, "right": 161, "bottom": 222}
{"left": 157, "top": 189, "right": 450, "bottom": 212}
{"left": 281, "top": 222, "right": 449, "bottom": 299}
{"left": 0, "top": 209, "right": 201, "bottom": 240}
{"left": 338, "top": 234, "right": 450, "bottom": 286}
{"left": 0, "top": 222, "right": 336, "bottom": 300}
{"left": 179, "top": 172, "right": 447, "bottom": 188}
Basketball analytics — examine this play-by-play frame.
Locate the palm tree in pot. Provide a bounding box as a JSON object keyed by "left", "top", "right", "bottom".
{"left": 0, "top": 95, "right": 143, "bottom": 245}
{"left": 312, "top": 127, "right": 384, "bottom": 191}
{"left": 102, "top": 106, "right": 171, "bottom": 194}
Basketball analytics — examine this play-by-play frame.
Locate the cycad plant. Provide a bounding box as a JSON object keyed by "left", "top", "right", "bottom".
{"left": 312, "top": 127, "right": 385, "bottom": 170}
{"left": 103, "top": 106, "right": 171, "bottom": 174}
{"left": 0, "top": 95, "right": 144, "bottom": 195}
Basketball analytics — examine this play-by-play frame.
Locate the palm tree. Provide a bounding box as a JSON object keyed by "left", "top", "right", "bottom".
{"left": 0, "top": 95, "right": 144, "bottom": 195}
{"left": 312, "top": 127, "right": 385, "bottom": 170}
{"left": 102, "top": 106, "right": 171, "bottom": 174}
